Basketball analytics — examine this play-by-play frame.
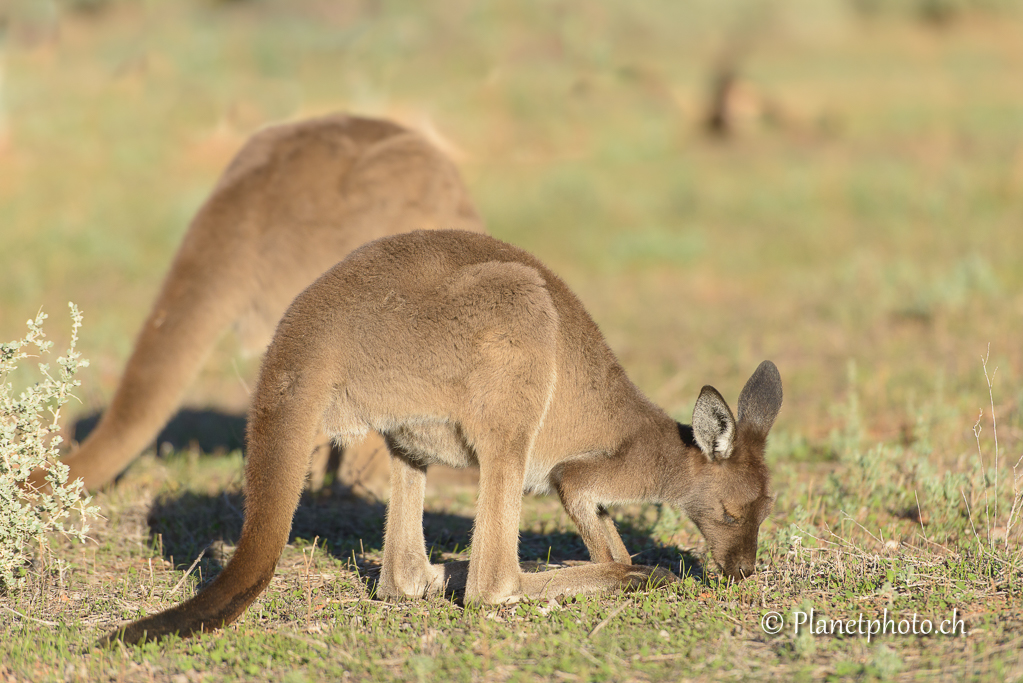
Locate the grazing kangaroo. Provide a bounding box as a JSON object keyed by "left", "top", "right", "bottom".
{"left": 103, "top": 230, "right": 782, "bottom": 645}
{"left": 30, "top": 114, "right": 483, "bottom": 492}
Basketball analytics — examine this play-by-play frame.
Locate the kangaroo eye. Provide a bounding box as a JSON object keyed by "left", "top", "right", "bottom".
{"left": 722, "top": 509, "right": 740, "bottom": 525}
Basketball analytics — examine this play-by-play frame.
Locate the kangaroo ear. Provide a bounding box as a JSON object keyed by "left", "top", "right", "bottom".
{"left": 736, "top": 360, "right": 783, "bottom": 436}
{"left": 692, "top": 386, "right": 737, "bottom": 461}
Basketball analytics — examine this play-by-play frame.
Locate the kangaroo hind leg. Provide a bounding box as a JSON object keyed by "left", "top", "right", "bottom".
{"left": 377, "top": 439, "right": 445, "bottom": 600}
{"left": 463, "top": 428, "right": 531, "bottom": 606}
{"left": 448, "top": 261, "right": 561, "bottom": 605}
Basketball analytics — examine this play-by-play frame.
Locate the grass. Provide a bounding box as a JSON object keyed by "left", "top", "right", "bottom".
{"left": 2, "top": 433, "right": 1020, "bottom": 681}
{"left": 2, "top": 0, "right": 1022, "bottom": 680}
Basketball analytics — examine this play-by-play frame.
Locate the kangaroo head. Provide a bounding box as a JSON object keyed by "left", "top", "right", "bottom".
{"left": 685, "top": 360, "right": 782, "bottom": 581}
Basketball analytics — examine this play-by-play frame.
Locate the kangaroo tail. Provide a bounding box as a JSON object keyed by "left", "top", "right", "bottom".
{"left": 51, "top": 198, "right": 262, "bottom": 492}
{"left": 100, "top": 361, "right": 327, "bottom": 645}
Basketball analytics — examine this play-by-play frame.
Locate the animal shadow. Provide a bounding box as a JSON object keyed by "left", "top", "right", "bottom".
{"left": 73, "top": 408, "right": 248, "bottom": 456}
{"left": 146, "top": 489, "right": 703, "bottom": 600}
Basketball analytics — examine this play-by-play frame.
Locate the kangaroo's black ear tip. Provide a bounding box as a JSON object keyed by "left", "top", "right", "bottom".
{"left": 755, "top": 360, "right": 781, "bottom": 383}
{"left": 697, "top": 384, "right": 725, "bottom": 402}
{"left": 737, "top": 361, "right": 783, "bottom": 432}
{"left": 751, "top": 361, "right": 783, "bottom": 395}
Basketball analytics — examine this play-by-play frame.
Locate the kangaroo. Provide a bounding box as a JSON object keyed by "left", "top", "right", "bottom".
{"left": 30, "top": 114, "right": 483, "bottom": 493}
{"left": 102, "top": 230, "right": 782, "bottom": 645}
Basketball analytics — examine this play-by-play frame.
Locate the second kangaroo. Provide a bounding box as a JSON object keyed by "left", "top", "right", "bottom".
{"left": 105, "top": 230, "right": 783, "bottom": 645}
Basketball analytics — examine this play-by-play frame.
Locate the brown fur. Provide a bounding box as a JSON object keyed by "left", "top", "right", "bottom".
{"left": 102, "top": 230, "right": 782, "bottom": 645}
{"left": 30, "top": 114, "right": 483, "bottom": 492}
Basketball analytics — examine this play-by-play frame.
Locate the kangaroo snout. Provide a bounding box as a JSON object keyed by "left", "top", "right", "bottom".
{"left": 719, "top": 552, "right": 757, "bottom": 582}
{"left": 703, "top": 530, "right": 760, "bottom": 582}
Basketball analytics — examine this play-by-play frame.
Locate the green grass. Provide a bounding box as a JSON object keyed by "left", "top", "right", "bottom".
{"left": 2, "top": 0, "right": 1022, "bottom": 680}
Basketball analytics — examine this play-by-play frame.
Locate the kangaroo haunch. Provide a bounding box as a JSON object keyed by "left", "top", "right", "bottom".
{"left": 30, "top": 114, "right": 483, "bottom": 493}
{"left": 103, "top": 230, "right": 783, "bottom": 645}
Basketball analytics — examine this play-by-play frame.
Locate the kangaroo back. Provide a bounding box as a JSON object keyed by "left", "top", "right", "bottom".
{"left": 41, "top": 114, "right": 483, "bottom": 492}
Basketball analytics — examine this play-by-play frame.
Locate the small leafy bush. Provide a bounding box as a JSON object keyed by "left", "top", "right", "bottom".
{"left": 0, "top": 303, "right": 99, "bottom": 590}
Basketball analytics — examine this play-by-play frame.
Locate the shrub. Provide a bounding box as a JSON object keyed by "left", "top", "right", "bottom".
{"left": 0, "top": 303, "right": 99, "bottom": 590}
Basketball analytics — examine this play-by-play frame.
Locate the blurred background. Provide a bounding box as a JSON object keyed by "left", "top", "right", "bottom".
{"left": 1, "top": 0, "right": 1020, "bottom": 470}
